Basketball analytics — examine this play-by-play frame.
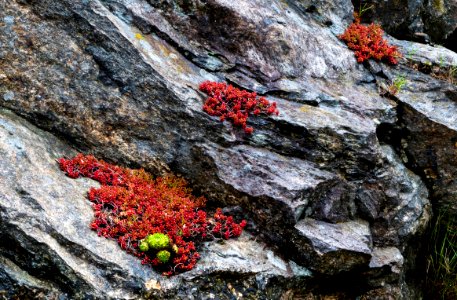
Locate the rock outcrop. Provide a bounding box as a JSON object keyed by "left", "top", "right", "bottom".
{"left": 354, "top": 0, "right": 457, "bottom": 51}
{"left": 0, "top": 108, "right": 308, "bottom": 299}
{"left": 0, "top": 0, "right": 456, "bottom": 298}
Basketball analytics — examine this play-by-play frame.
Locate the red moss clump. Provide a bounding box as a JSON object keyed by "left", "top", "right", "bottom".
{"left": 338, "top": 15, "right": 401, "bottom": 65}
{"left": 199, "top": 81, "right": 279, "bottom": 134}
{"left": 59, "top": 154, "right": 246, "bottom": 276}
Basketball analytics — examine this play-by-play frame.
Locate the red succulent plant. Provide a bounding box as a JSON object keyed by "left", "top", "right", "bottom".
{"left": 199, "top": 81, "right": 279, "bottom": 134}
{"left": 59, "top": 154, "right": 246, "bottom": 275}
{"left": 339, "top": 14, "right": 401, "bottom": 65}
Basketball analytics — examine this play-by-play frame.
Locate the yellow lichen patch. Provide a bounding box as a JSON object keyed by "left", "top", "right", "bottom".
{"left": 134, "top": 33, "right": 145, "bottom": 40}
{"left": 298, "top": 104, "right": 356, "bottom": 129}
{"left": 299, "top": 105, "right": 312, "bottom": 113}
{"left": 299, "top": 105, "right": 336, "bottom": 118}
{"left": 432, "top": 0, "right": 446, "bottom": 14}
{"left": 141, "top": 34, "right": 192, "bottom": 75}
{"left": 156, "top": 42, "right": 173, "bottom": 58}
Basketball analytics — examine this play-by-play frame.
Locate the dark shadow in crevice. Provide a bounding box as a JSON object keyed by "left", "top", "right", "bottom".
{"left": 375, "top": 105, "right": 435, "bottom": 298}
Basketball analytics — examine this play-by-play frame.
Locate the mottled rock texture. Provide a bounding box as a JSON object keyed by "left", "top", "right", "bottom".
{"left": 354, "top": 0, "right": 457, "bottom": 51}
{"left": 0, "top": 0, "right": 456, "bottom": 298}
{"left": 0, "top": 108, "right": 308, "bottom": 299}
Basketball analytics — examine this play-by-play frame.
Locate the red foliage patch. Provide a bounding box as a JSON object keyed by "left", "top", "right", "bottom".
{"left": 338, "top": 16, "right": 401, "bottom": 65}
{"left": 199, "top": 81, "right": 279, "bottom": 134}
{"left": 59, "top": 154, "right": 246, "bottom": 275}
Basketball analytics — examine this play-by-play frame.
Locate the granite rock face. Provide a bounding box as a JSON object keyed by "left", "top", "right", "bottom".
{"left": 0, "top": 0, "right": 455, "bottom": 298}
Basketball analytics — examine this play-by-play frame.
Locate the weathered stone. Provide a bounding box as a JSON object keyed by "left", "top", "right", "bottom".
{"left": 0, "top": 108, "right": 309, "bottom": 299}
{"left": 355, "top": 188, "right": 382, "bottom": 221}
{"left": 309, "top": 181, "right": 356, "bottom": 223}
{"left": 356, "top": 0, "right": 457, "bottom": 50}
{"left": 360, "top": 284, "right": 403, "bottom": 300}
{"left": 369, "top": 247, "right": 404, "bottom": 274}
{"left": 375, "top": 38, "right": 457, "bottom": 216}
{"left": 389, "top": 37, "right": 457, "bottom": 69}
{"left": 370, "top": 146, "right": 430, "bottom": 246}
{"left": 3, "top": 106, "right": 422, "bottom": 299}
{"left": 0, "top": 0, "right": 447, "bottom": 298}
{"left": 204, "top": 143, "right": 340, "bottom": 223}
{"left": 294, "top": 218, "right": 372, "bottom": 274}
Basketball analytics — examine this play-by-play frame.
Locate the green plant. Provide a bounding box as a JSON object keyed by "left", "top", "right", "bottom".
{"left": 406, "top": 48, "right": 418, "bottom": 60}
{"left": 157, "top": 250, "right": 171, "bottom": 263}
{"left": 139, "top": 240, "right": 149, "bottom": 252}
{"left": 438, "top": 55, "right": 446, "bottom": 69}
{"left": 145, "top": 233, "right": 170, "bottom": 249}
{"left": 426, "top": 209, "right": 457, "bottom": 299}
{"left": 357, "top": 2, "right": 374, "bottom": 19}
{"left": 388, "top": 75, "right": 407, "bottom": 95}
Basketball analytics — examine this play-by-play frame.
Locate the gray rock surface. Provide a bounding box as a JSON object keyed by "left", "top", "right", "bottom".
{"left": 0, "top": 0, "right": 455, "bottom": 298}
{"left": 0, "top": 108, "right": 309, "bottom": 299}
{"left": 378, "top": 37, "right": 457, "bottom": 215}
{"left": 0, "top": 107, "right": 426, "bottom": 299}
{"left": 294, "top": 218, "right": 372, "bottom": 274}
{"left": 356, "top": 0, "right": 457, "bottom": 50}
